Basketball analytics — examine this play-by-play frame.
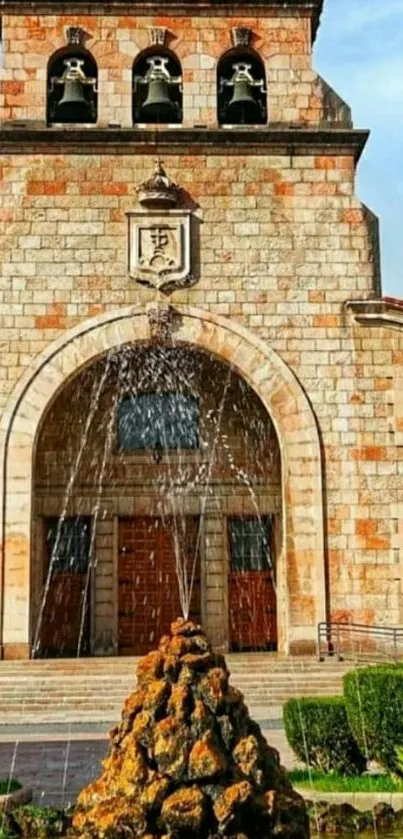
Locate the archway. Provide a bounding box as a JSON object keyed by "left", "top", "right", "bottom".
{"left": 0, "top": 305, "right": 326, "bottom": 658}
{"left": 47, "top": 46, "right": 98, "bottom": 125}
{"left": 32, "top": 345, "right": 282, "bottom": 656}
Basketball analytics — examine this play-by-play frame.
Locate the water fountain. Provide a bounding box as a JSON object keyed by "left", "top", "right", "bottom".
{"left": 72, "top": 617, "right": 309, "bottom": 838}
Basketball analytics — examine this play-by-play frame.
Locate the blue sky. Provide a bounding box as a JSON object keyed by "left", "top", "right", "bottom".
{"left": 314, "top": 0, "right": 403, "bottom": 299}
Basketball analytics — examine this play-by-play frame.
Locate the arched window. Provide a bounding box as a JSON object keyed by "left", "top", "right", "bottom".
{"left": 117, "top": 392, "right": 199, "bottom": 451}
{"left": 132, "top": 50, "right": 182, "bottom": 124}
{"left": 47, "top": 48, "right": 98, "bottom": 125}
{"left": 217, "top": 49, "right": 267, "bottom": 126}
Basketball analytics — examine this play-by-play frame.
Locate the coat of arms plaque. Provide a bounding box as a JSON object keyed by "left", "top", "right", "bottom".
{"left": 128, "top": 209, "right": 191, "bottom": 290}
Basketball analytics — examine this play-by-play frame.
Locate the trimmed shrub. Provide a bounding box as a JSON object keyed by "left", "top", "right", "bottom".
{"left": 283, "top": 696, "right": 366, "bottom": 776}
{"left": 344, "top": 666, "right": 403, "bottom": 776}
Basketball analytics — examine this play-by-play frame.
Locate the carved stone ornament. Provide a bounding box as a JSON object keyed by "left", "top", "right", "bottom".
{"left": 146, "top": 300, "right": 175, "bottom": 342}
{"left": 137, "top": 160, "right": 179, "bottom": 208}
{"left": 128, "top": 209, "right": 191, "bottom": 291}
{"left": 231, "top": 26, "right": 252, "bottom": 47}
{"left": 66, "top": 26, "right": 87, "bottom": 46}
{"left": 148, "top": 26, "right": 167, "bottom": 47}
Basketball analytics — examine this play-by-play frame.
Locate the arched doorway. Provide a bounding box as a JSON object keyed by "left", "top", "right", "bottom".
{"left": 0, "top": 305, "right": 326, "bottom": 658}
{"left": 32, "top": 345, "right": 281, "bottom": 656}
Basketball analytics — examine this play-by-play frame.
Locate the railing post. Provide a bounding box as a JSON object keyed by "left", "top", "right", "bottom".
{"left": 337, "top": 623, "right": 341, "bottom": 661}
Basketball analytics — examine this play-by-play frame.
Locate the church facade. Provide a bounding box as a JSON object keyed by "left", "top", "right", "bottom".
{"left": 0, "top": 0, "right": 402, "bottom": 660}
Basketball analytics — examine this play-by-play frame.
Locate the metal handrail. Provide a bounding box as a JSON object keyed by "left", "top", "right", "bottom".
{"left": 317, "top": 621, "right": 403, "bottom": 663}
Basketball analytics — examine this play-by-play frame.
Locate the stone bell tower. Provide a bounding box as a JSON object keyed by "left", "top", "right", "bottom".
{"left": 2, "top": 0, "right": 402, "bottom": 663}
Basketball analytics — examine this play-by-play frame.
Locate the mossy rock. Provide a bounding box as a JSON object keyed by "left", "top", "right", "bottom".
{"left": 73, "top": 619, "right": 308, "bottom": 839}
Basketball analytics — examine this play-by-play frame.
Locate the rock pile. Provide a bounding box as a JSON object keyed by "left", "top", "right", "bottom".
{"left": 73, "top": 619, "right": 309, "bottom": 839}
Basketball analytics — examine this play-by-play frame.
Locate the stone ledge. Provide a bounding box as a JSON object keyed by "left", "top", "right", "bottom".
{"left": 297, "top": 788, "right": 403, "bottom": 812}
{"left": 0, "top": 786, "right": 32, "bottom": 811}
{"left": 346, "top": 298, "right": 403, "bottom": 330}
{"left": 0, "top": 126, "right": 369, "bottom": 160}
{"left": 0, "top": 0, "right": 324, "bottom": 39}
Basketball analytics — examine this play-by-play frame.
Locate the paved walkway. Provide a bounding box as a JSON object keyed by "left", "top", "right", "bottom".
{"left": 0, "top": 712, "right": 297, "bottom": 808}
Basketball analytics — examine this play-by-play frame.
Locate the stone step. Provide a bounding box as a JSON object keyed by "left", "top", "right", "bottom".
{"left": 0, "top": 680, "right": 344, "bottom": 694}
{"left": 0, "top": 656, "right": 346, "bottom": 670}
{"left": 0, "top": 687, "right": 343, "bottom": 697}
{"left": 0, "top": 663, "right": 353, "bottom": 681}
{"left": 0, "top": 655, "right": 352, "bottom": 724}
{"left": 0, "top": 683, "right": 345, "bottom": 696}
{"left": 0, "top": 688, "right": 342, "bottom": 708}
{"left": 0, "top": 671, "right": 346, "bottom": 682}
{"left": 0, "top": 666, "right": 345, "bottom": 677}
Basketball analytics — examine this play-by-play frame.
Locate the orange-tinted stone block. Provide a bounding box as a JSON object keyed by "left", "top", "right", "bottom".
{"left": 351, "top": 447, "right": 387, "bottom": 461}
{"left": 315, "top": 156, "right": 336, "bottom": 170}
{"left": 35, "top": 315, "right": 65, "bottom": 329}
{"left": 0, "top": 81, "right": 24, "bottom": 96}
{"left": 101, "top": 183, "right": 128, "bottom": 195}
{"left": 340, "top": 209, "right": 363, "bottom": 225}
{"left": 274, "top": 182, "right": 294, "bottom": 197}
{"left": 313, "top": 315, "right": 339, "bottom": 327}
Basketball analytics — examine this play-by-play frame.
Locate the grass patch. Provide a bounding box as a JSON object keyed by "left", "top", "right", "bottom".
{"left": 0, "top": 779, "right": 22, "bottom": 795}
{"left": 288, "top": 768, "right": 403, "bottom": 793}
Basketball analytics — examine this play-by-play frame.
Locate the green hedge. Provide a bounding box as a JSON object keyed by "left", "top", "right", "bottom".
{"left": 283, "top": 696, "right": 366, "bottom": 776}
{"left": 344, "top": 666, "right": 403, "bottom": 776}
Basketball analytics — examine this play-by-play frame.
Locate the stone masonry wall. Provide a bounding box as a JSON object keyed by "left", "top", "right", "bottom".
{"left": 0, "top": 12, "right": 342, "bottom": 127}
{"left": 1, "top": 144, "right": 403, "bottom": 636}
{"left": 0, "top": 4, "right": 403, "bottom": 654}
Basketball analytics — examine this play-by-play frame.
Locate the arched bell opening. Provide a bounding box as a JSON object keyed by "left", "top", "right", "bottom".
{"left": 217, "top": 48, "right": 267, "bottom": 126}
{"left": 31, "top": 344, "right": 282, "bottom": 657}
{"left": 132, "top": 49, "right": 183, "bottom": 125}
{"left": 47, "top": 47, "right": 98, "bottom": 125}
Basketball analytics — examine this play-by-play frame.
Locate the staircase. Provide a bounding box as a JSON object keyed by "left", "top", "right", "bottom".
{"left": 0, "top": 656, "right": 353, "bottom": 725}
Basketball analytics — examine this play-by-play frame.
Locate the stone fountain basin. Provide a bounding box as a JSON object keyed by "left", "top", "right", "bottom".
{"left": 0, "top": 786, "right": 32, "bottom": 811}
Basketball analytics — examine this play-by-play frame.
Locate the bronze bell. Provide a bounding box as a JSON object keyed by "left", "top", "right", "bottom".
{"left": 141, "top": 77, "right": 178, "bottom": 122}
{"left": 55, "top": 77, "right": 93, "bottom": 123}
{"left": 226, "top": 62, "right": 262, "bottom": 124}
{"left": 51, "top": 58, "right": 96, "bottom": 124}
{"left": 138, "top": 56, "right": 180, "bottom": 123}
{"left": 227, "top": 80, "right": 260, "bottom": 123}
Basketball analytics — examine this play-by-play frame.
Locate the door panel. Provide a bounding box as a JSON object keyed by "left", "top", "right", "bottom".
{"left": 39, "top": 517, "right": 92, "bottom": 657}
{"left": 228, "top": 516, "right": 277, "bottom": 651}
{"left": 118, "top": 516, "right": 201, "bottom": 655}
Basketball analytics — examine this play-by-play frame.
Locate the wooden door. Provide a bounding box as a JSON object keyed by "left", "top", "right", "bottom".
{"left": 118, "top": 516, "right": 201, "bottom": 655}
{"left": 39, "top": 517, "right": 92, "bottom": 657}
{"left": 228, "top": 516, "right": 277, "bottom": 651}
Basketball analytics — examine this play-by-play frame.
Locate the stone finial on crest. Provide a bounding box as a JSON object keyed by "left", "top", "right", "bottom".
{"left": 137, "top": 159, "right": 179, "bottom": 209}
{"left": 146, "top": 300, "right": 175, "bottom": 342}
{"left": 148, "top": 26, "right": 167, "bottom": 47}
{"left": 65, "top": 26, "right": 88, "bottom": 46}
{"left": 231, "top": 27, "right": 252, "bottom": 47}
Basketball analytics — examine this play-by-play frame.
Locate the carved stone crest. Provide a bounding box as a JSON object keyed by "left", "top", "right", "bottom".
{"left": 128, "top": 162, "right": 192, "bottom": 291}
{"left": 128, "top": 210, "right": 191, "bottom": 290}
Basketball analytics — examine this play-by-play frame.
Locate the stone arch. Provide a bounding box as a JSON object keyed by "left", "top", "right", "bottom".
{"left": 0, "top": 305, "right": 326, "bottom": 658}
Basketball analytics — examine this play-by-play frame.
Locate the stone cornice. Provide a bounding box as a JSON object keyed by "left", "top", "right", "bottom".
{"left": 346, "top": 298, "right": 403, "bottom": 330}
{"left": 0, "top": 125, "right": 369, "bottom": 160}
{"left": 0, "top": 0, "right": 324, "bottom": 38}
